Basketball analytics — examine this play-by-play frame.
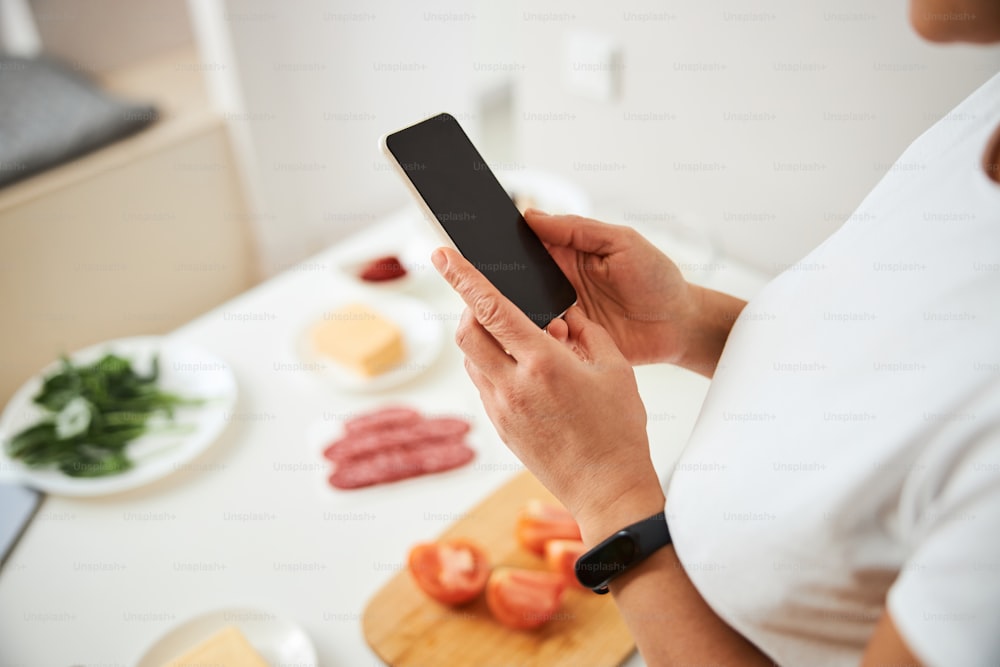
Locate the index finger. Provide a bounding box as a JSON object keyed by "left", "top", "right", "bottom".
{"left": 431, "top": 247, "right": 545, "bottom": 358}
{"left": 523, "top": 209, "right": 623, "bottom": 255}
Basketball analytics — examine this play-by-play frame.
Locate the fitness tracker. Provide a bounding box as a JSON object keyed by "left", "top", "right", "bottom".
{"left": 574, "top": 512, "right": 671, "bottom": 594}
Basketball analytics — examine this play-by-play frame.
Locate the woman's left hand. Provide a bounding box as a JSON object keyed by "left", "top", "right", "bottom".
{"left": 432, "top": 248, "right": 665, "bottom": 542}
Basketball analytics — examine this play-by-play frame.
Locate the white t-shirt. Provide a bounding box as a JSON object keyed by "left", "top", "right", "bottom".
{"left": 666, "top": 71, "right": 1000, "bottom": 667}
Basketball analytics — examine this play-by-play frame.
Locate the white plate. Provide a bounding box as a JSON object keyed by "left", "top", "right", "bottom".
{"left": 134, "top": 606, "right": 316, "bottom": 667}
{"left": 295, "top": 291, "right": 445, "bottom": 393}
{"left": 0, "top": 336, "right": 237, "bottom": 497}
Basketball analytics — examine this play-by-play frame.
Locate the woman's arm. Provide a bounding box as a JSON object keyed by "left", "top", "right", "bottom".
{"left": 576, "top": 489, "right": 775, "bottom": 666}
{"left": 579, "top": 489, "right": 924, "bottom": 667}
{"left": 433, "top": 246, "right": 767, "bottom": 663}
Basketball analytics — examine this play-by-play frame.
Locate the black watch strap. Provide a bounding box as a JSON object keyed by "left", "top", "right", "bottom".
{"left": 574, "top": 511, "right": 671, "bottom": 594}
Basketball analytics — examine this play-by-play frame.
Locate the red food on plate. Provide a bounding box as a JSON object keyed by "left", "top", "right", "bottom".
{"left": 325, "top": 407, "right": 475, "bottom": 490}
{"left": 328, "top": 438, "right": 474, "bottom": 489}
{"left": 359, "top": 255, "right": 407, "bottom": 282}
{"left": 324, "top": 417, "right": 472, "bottom": 463}
{"left": 544, "top": 539, "right": 588, "bottom": 590}
{"left": 516, "top": 500, "right": 582, "bottom": 555}
{"left": 343, "top": 406, "right": 421, "bottom": 436}
{"left": 486, "top": 567, "right": 566, "bottom": 630}
{"left": 407, "top": 539, "right": 491, "bottom": 605}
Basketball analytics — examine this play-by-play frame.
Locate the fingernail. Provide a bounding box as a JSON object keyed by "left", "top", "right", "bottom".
{"left": 431, "top": 248, "right": 448, "bottom": 273}
{"left": 525, "top": 208, "right": 549, "bottom": 216}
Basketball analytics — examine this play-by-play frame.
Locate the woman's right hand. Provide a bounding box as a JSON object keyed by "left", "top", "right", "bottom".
{"left": 526, "top": 210, "right": 745, "bottom": 376}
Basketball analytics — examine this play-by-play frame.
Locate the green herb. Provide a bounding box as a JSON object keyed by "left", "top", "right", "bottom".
{"left": 5, "top": 353, "right": 202, "bottom": 478}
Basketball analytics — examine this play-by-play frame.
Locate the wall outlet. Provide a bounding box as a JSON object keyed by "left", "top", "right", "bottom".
{"left": 563, "top": 30, "right": 622, "bottom": 102}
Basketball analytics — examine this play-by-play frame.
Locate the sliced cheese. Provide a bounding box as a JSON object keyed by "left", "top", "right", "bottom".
{"left": 310, "top": 302, "right": 405, "bottom": 377}
{"left": 163, "top": 625, "right": 269, "bottom": 667}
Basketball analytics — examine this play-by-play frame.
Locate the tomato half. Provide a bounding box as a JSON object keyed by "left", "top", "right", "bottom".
{"left": 544, "top": 539, "right": 588, "bottom": 590}
{"left": 407, "top": 539, "right": 491, "bottom": 605}
{"left": 516, "top": 500, "right": 582, "bottom": 555}
{"left": 486, "top": 567, "right": 566, "bottom": 630}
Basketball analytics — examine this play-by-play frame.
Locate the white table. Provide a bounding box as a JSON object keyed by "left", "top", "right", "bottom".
{"left": 0, "top": 209, "right": 768, "bottom": 666}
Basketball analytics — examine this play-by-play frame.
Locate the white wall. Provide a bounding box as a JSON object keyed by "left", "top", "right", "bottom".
{"left": 203, "top": 0, "right": 1000, "bottom": 276}
{"left": 197, "top": 0, "right": 513, "bottom": 274}
{"left": 512, "top": 0, "right": 1000, "bottom": 273}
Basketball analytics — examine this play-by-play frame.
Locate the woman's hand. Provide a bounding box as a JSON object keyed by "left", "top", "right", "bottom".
{"left": 525, "top": 210, "right": 745, "bottom": 377}
{"left": 432, "top": 247, "right": 665, "bottom": 541}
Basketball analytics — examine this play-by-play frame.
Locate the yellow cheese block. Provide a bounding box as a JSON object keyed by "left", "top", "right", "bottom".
{"left": 310, "top": 303, "right": 405, "bottom": 377}
{"left": 163, "top": 625, "right": 269, "bottom": 667}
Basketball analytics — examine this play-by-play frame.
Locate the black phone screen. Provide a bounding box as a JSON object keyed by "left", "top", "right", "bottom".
{"left": 384, "top": 113, "right": 577, "bottom": 327}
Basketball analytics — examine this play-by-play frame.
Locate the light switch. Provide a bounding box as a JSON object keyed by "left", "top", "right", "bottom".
{"left": 563, "top": 30, "right": 623, "bottom": 102}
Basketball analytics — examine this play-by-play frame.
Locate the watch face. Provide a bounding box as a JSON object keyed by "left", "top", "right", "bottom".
{"left": 575, "top": 532, "right": 637, "bottom": 589}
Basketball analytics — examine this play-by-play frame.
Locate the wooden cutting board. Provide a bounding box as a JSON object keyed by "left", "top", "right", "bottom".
{"left": 362, "top": 470, "right": 636, "bottom": 667}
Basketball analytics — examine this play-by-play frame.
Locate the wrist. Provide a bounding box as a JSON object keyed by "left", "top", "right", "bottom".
{"left": 674, "top": 284, "right": 746, "bottom": 378}
{"left": 651, "top": 280, "right": 701, "bottom": 368}
{"left": 574, "top": 473, "right": 666, "bottom": 547}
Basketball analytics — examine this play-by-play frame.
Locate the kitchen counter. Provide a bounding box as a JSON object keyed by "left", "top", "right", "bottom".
{"left": 0, "top": 208, "right": 769, "bottom": 666}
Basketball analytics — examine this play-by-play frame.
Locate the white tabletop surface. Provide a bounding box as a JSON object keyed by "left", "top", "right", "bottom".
{"left": 0, "top": 207, "right": 769, "bottom": 667}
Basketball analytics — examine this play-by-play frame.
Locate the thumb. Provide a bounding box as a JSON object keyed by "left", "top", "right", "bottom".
{"left": 562, "top": 306, "right": 621, "bottom": 361}
{"left": 524, "top": 210, "right": 621, "bottom": 255}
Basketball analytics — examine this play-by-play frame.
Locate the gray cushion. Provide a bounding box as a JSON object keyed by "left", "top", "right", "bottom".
{"left": 0, "top": 54, "right": 157, "bottom": 187}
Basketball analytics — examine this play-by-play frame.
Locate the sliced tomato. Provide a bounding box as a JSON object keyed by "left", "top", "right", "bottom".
{"left": 486, "top": 567, "right": 566, "bottom": 630}
{"left": 544, "top": 539, "right": 588, "bottom": 590}
{"left": 516, "top": 500, "right": 582, "bottom": 555}
{"left": 407, "top": 539, "right": 490, "bottom": 605}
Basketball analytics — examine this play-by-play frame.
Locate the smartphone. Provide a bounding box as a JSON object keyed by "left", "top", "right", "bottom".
{"left": 381, "top": 113, "right": 577, "bottom": 327}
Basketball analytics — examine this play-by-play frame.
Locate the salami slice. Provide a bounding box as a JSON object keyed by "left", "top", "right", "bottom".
{"left": 343, "top": 407, "right": 422, "bottom": 436}
{"left": 323, "top": 428, "right": 415, "bottom": 462}
{"left": 324, "top": 416, "right": 471, "bottom": 463}
{"left": 417, "top": 439, "right": 477, "bottom": 472}
{"left": 329, "top": 439, "right": 475, "bottom": 489}
{"left": 416, "top": 417, "right": 471, "bottom": 439}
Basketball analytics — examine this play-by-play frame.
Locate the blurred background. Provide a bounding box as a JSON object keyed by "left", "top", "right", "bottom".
{"left": 1, "top": 0, "right": 998, "bottom": 405}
